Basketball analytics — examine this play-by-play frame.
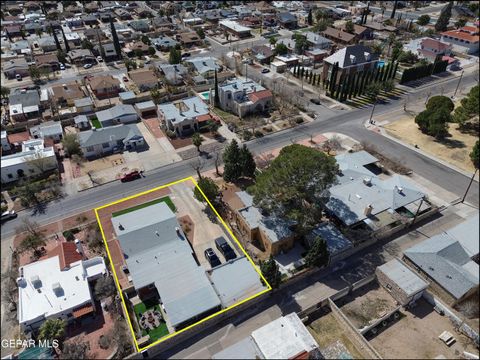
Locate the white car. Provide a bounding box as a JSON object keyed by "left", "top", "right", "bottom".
{"left": 83, "top": 63, "right": 93, "bottom": 69}
{"left": 97, "top": 56, "right": 103, "bottom": 63}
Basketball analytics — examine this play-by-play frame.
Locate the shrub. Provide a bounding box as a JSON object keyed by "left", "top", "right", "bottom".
{"left": 166, "top": 130, "right": 176, "bottom": 139}
{"left": 263, "top": 126, "right": 273, "bottom": 132}
{"left": 242, "top": 130, "right": 253, "bottom": 140}
{"left": 62, "top": 231, "right": 74, "bottom": 241}
{"left": 295, "top": 117, "right": 304, "bottom": 124}
{"left": 98, "top": 335, "right": 110, "bottom": 350}
{"left": 254, "top": 130, "right": 264, "bottom": 138}
{"left": 426, "top": 95, "right": 454, "bottom": 113}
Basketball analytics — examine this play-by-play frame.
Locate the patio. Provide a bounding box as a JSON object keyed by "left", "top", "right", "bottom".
{"left": 133, "top": 299, "right": 169, "bottom": 342}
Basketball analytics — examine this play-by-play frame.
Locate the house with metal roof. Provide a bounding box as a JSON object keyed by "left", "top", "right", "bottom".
{"left": 158, "top": 63, "right": 188, "bottom": 85}
{"left": 304, "top": 32, "right": 332, "bottom": 50}
{"left": 376, "top": 258, "right": 429, "bottom": 306}
{"left": 219, "top": 20, "right": 252, "bottom": 38}
{"left": 152, "top": 36, "right": 178, "bottom": 51}
{"left": 77, "top": 124, "right": 145, "bottom": 159}
{"left": 112, "top": 202, "right": 221, "bottom": 330}
{"left": 185, "top": 57, "right": 222, "bottom": 79}
{"left": 95, "top": 104, "right": 138, "bottom": 127}
{"left": 158, "top": 96, "right": 213, "bottom": 136}
{"left": 217, "top": 78, "right": 273, "bottom": 118}
{"left": 308, "top": 223, "right": 353, "bottom": 264}
{"left": 276, "top": 12, "right": 298, "bottom": 29}
{"left": 29, "top": 121, "right": 63, "bottom": 143}
{"left": 2, "top": 58, "right": 29, "bottom": 79}
{"left": 403, "top": 213, "right": 479, "bottom": 305}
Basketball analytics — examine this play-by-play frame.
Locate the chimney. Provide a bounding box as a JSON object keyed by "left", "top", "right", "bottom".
{"left": 193, "top": 103, "right": 197, "bottom": 112}
{"left": 74, "top": 239, "right": 84, "bottom": 255}
{"left": 364, "top": 204, "right": 373, "bottom": 216}
{"left": 175, "top": 227, "right": 181, "bottom": 235}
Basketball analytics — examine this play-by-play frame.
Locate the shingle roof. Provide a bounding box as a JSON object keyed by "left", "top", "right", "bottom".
{"left": 88, "top": 75, "right": 120, "bottom": 90}
{"left": 96, "top": 104, "right": 137, "bottom": 123}
{"left": 322, "top": 27, "right": 356, "bottom": 44}
{"left": 404, "top": 232, "right": 478, "bottom": 299}
{"left": 378, "top": 259, "right": 429, "bottom": 296}
{"left": 309, "top": 223, "right": 353, "bottom": 256}
{"left": 77, "top": 124, "right": 142, "bottom": 148}
{"left": 185, "top": 57, "right": 221, "bottom": 75}
{"left": 323, "top": 44, "right": 378, "bottom": 68}
{"left": 9, "top": 90, "right": 40, "bottom": 107}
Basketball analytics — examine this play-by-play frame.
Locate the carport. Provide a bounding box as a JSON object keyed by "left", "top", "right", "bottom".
{"left": 135, "top": 100, "right": 157, "bottom": 118}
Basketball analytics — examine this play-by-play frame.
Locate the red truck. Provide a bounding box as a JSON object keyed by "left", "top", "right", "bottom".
{"left": 120, "top": 171, "right": 142, "bottom": 182}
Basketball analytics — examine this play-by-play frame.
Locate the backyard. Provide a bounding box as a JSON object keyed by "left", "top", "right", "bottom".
{"left": 112, "top": 196, "right": 176, "bottom": 217}
{"left": 133, "top": 299, "right": 169, "bottom": 342}
{"left": 90, "top": 116, "right": 102, "bottom": 129}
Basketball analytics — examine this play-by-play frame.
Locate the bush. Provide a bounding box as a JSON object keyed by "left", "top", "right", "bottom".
{"left": 98, "top": 335, "right": 110, "bottom": 350}
{"left": 263, "top": 126, "right": 273, "bottom": 132}
{"left": 62, "top": 231, "right": 74, "bottom": 241}
{"left": 426, "top": 95, "right": 454, "bottom": 113}
{"left": 295, "top": 117, "right": 304, "bottom": 124}
{"left": 242, "top": 130, "right": 253, "bottom": 140}
{"left": 254, "top": 130, "right": 264, "bottom": 138}
{"left": 166, "top": 130, "right": 176, "bottom": 139}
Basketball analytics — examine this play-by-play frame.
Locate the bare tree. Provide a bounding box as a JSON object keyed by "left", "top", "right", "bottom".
{"left": 25, "top": 152, "right": 54, "bottom": 173}
{"left": 213, "top": 146, "right": 222, "bottom": 176}
{"left": 322, "top": 136, "right": 343, "bottom": 155}
{"left": 190, "top": 156, "right": 205, "bottom": 179}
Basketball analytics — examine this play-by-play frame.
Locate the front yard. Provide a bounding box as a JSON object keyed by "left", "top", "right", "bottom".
{"left": 112, "top": 196, "right": 176, "bottom": 217}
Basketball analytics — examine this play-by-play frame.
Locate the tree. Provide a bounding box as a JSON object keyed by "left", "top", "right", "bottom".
{"left": 38, "top": 319, "right": 65, "bottom": 343}
{"left": 390, "top": 0, "right": 398, "bottom": 19}
{"left": 169, "top": 47, "right": 181, "bottom": 64}
{"left": 110, "top": 17, "right": 122, "bottom": 58}
{"left": 365, "top": 82, "right": 382, "bottom": 101}
{"left": 133, "top": 48, "right": 143, "bottom": 58}
{"left": 382, "top": 79, "right": 395, "bottom": 93}
{"left": 192, "top": 132, "right": 204, "bottom": 152}
{"left": 25, "top": 152, "right": 53, "bottom": 173}
{"left": 141, "top": 35, "right": 151, "bottom": 45}
{"left": 416, "top": 14, "right": 430, "bottom": 26}
{"left": 51, "top": 26, "right": 61, "bottom": 51}
{"left": 345, "top": 20, "right": 355, "bottom": 34}
{"left": 251, "top": 145, "right": 338, "bottom": 233}
{"left": 426, "top": 95, "right": 454, "bottom": 113}
{"left": 207, "top": 120, "right": 220, "bottom": 135}
{"left": 214, "top": 69, "right": 220, "bottom": 107}
{"left": 304, "top": 236, "right": 329, "bottom": 268}
{"left": 455, "top": 18, "right": 467, "bottom": 28}
{"left": 322, "top": 136, "right": 342, "bottom": 155}
{"left": 62, "top": 133, "right": 82, "bottom": 156}
{"left": 94, "top": 276, "right": 116, "bottom": 300}
{"left": 274, "top": 43, "right": 288, "bottom": 56}
{"left": 307, "top": 9, "right": 313, "bottom": 26}
{"left": 313, "top": 18, "right": 333, "bottom": 32}
{"left": 60, "top": 340, "right": 90, "bottom": 360}
{"left": 148, "top": 46, "right": 156, "bottom": 56}
{"left": 415, "top": 107, "right": 451, "bottom": 139}
{"left": 397, "top": 50, "right": 418, "bottom": 64}
{"left": 194, "top": 177, "right": 219, "bottom": 204}
{"left": 223, "top": 139, "right": 242, "bottom": 183}
{"left": 20, "top": 231, "right": 46, "bottom": 256}
{"left": 1, "top": 86, "right": 10, "bottom": 99}
{"left": 470, "top": 141, "right": 479, "bottom": 170}
{"left": 57, "top": 50, "right": 67, "bottom": 64}
{"left": 81, "top": 38, "right": 93, "bottom": 50}
{"left": 269, "top": 36, "right": 277, "bottom": 46}
{"left": 16, "top": 181, "right": 43, "bottom": 209}
{"left": 259, "top": 255, "right": 281, "bottom": 289}
{"left": 29, "top": 65, "right": 41, "bottom": 81}
{"left": 453, "top": 85, "right": 479, "bottom": 128}
{"left": 435, "top": 2, "right": 453, "bottom": 32}
{"left": 195, "top": 27, "right": 205, "bottom": 39}
{"left": 391, "top": 41, "right": 403, "bottom": 61}
{"left": 60, "top": 27, "right": 70, "bottom": 52}
{"left": 239, "top": 144, "right": 256, "bottom": 179}
{"left": 293, "top": 34, "right": 308, "bottom": 55}
{"left": 150, "top": 87, "right": 162, "bottom": 104}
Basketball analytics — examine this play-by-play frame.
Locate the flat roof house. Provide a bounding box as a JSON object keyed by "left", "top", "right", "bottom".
{"left": 376, "top": 258, "right": 429, "bottom": 306}
{"left": 29, "top": 121, "right": 63, "bottom": 143}
{"left": 218, "top": 78, "right": 273, "bottom": 118}
{"left": 404, "top": 214, "right": 479, "bottom": 305}
{"left": 112, "top": 202, "right": 221, "bottom": 330}
{"left": 158, "top": 96, "right": 214, "bottom": 136}
{"left": 213, "top": 313, "right": 322, "bottom": 359}
{"left": 441, "top": 25, "right": 480, "bottom": 54}
{"left": 219, "top": 20, "right": 252, "bottom": 39}
{"left": 9, "top": 90, "right": 41, "bottom": 122}
{"left": 18, "top": 253, "right": 106, "bottom": 331}
{"left": 1, "top": 139, "right": 57, "bottom": 184}
{"left": 77, "top": 124, "right": 145, "bottom": 159}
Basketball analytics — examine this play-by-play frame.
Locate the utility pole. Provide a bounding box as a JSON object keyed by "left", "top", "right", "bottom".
{"left": 369, "top": 99, "right": 377, "bottom": 124}
{"left": 461, "top": 169, "right": 478, "bottom": 203}
{"left": 411, "top": 196, "right": 425, "bottom": 227}
{"left": 453, "top": 70, "right": 464, "bottom": 98}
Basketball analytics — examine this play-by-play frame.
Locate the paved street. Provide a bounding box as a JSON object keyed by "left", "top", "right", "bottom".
{"left": 1, "top": 70, "right": 478, "bottom": 239}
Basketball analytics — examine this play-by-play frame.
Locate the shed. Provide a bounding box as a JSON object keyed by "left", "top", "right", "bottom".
{"left": 134, "top": 100, "right": 157, "bottom": 117}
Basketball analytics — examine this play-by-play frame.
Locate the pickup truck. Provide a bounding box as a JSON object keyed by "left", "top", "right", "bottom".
{"left": 120, "top": 170, "right": 142, "bottom": 182}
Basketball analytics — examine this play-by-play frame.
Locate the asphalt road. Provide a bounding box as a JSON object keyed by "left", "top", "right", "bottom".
{"left": 1, "top": 70, "right": 478, "bottom": 238}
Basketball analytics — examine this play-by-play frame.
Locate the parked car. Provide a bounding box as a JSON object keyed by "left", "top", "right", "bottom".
{"left": 181, "top": 52, "right": 191, "bottom": 58}
{"left": 120, "top": 170, "right": 142, "bottom": 182}
{"left": 1, "top": 210, "right": 17, "bottom": 222}
{"left": 15, "top": 74, "right": 22, "bottom": 81}
{"left": 83, "top": 63, "right": 93, "bottom": 69}
{"left": 204, "top": 248, "right": 221, "bottom": 268}
{"left": 214, "top": 236, "right": 236, "bottom": 261}
{"left": 310, "top": 98, "right": 321, "bottom": 105}
{"left": 97, "top": 56, "right": 103, "bottom": 62}
{"left": 261, "top": 68, "right": 270, "bottom": 73}
{"left": 122, "top": 76, "right": 129, "bottom": 82}
{"left": 59, "top": 63, "right": 65, "bottom": 70}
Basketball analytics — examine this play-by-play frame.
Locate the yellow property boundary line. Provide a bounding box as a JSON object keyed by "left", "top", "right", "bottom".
{"left": 94, "top": 176, "right": 272, "bottom": 353}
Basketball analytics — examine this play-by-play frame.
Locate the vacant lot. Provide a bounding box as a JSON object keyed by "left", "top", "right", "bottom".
{"left": 338, "top": 283, "right": 397, "bottom": 329}
{"left": 385, "top": 115, "right": 477, "bottom": 173}
{"left": 308, "top": 311, "right": 365, "bottom": 359}
{"left": 370, "top": 298, "right": 479, "bottom": 359}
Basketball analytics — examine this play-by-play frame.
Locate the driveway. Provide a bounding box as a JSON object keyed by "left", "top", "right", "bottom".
{"left": 170, "top": 182, "right": 233, "bottom": 269}
{"left": 122, "top": 122, "right": 180, "bottom": 171}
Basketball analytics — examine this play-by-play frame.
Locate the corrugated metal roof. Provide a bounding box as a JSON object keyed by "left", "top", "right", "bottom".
{"left": 447, "top": 213, "right": 479, "bottom": 258}
{"left": 112, "top": 202, "right": 221, "bottom": 328}
{"left": 77, "top": 124, "right": 142, "bottom": 148}
{"left": 96, "top": 104, "right": 137, "bottom": 123}
{"left": 212, "top": 336, "right": 263, "bottom": 359}
{"left": 309, "top": 223, "right": 353, "bottom": 256}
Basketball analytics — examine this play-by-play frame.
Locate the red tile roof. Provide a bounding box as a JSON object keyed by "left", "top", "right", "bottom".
{"left": 7, "top": 131, "right": 30, "bottom": 145}
{"left": 247, "top": 89, "right": 273, "bottom": 103}
{"left": 420, "top": 38, "right": 451, "bottom": 51}
{"left": 44, "top": 242, "right": 83, "bottom": 270}
{"left": 72, "top": 303, "right": 94, "bottom": 318}
{"left": 441, "top": 27, "right": 480, "bottom": 43}
{"left": 197, "top": 114, "right": 214, "bottom": 122}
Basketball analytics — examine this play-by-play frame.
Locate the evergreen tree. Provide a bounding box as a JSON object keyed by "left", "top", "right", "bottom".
{"left": 382, "top": 63, "right": 391, "bottom": 82}
{"left": 60, "top": 27, "right": 70, "bottom": 52}
{"left": 96, "top": 27, "right": 105, "bottom": 60}
{"left": 300, "top": 67, "right": 305, "bottom": 78}
{"left": 307, "top": 8, "right": 313, "bottom": 26}
{"left": 312, "top": 73, "right": 317, "bottom": 86}
{"left": 359, "top": 71, "right": 367, "bottom": 96}
{"left": 223, "top": 140, "right": 242, "bottom": 183}
{"left": 194, "top": 177, "right": 220, "bottom": 205}
{"left": 110, "top": 17, "right": 122, "bottom": 59}
{"left": 239, "top": 145, "right": 256, "bottom": 178}
{"left": 364, "top": 2, "right": 370, "bottom": 24}
{"left": 317, "top": 73, "right": 322, "bottom": 86}
{"left": 214, "top": 69, "right": 220, "bottom": 107}
{"left": 390, "top": 0, "right": 398, "bottom": 19}
{"left": 335, "top": 74, "right": 344, "bottom": 99}
{"left": 305, "top": 236, "right": 329, "bottom": 268}
{"left": 353, "top": 71, "right": 361, "bottom": 97}
{"left": 51, "top": 26, "right": 61, "bottom": 51}
{"left": 348, "top": 73, "right": 356, "bottom": 99}
{"left": 374, "top": 67, "right": 382, "bottom": 82}
{"left": 435, "top": 2, "right": 453, "bottom": 32}
{"left": 391, "top": 61, "right": 399, "bottom": 80}
{"left": 309, "top": 71, "right": 314, "bottom": 84}
{"left": 260, "top": 255, "right": 281, "bottom": 289}
{"left": 470, "top": 140, "right": 479, "bottom": 170}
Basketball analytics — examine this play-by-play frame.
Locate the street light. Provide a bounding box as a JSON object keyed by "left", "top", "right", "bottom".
{"left": 461, "top": 169, "right": 478, "bottom": 203}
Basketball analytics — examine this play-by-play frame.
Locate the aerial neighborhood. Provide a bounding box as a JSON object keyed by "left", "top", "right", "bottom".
{"left": 0, "top": 1, "right": 479, "bottom": 359}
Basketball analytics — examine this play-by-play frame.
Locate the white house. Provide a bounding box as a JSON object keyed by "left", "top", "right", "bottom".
{"left": 18, "top": 252, "right": 106, "bottom": 330}
{"left": 1, "top": 139, "right": 58, "bottom": 184}
{"left": 1, "top": 131, "right": 12, "bottom": 153}
{"left": 95, "top": 104, "right": 138, "bottom": 127}
{"left": 441, "top": 26, "right": 479, "bottom": 55}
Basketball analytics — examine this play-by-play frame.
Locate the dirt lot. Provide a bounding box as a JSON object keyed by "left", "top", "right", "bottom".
{"left": 338, "top": 283, "right": 397, "bottom": 329}
{"left": 370, "top": 298, "right": 479, "bottom": 359}
{"left": 75, "top": 154, "right": 125, "bottom": 177}
{"left": 385, "top": 115, "right": 478, "bottom": 173}
{"left": 308, "top": 311, "right": 366, "bottom": 359}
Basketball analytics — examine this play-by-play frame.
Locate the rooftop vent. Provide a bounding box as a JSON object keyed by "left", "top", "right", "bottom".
{"left": 118, "top": 223, "right": 124, "bottom": 231}
{"left": 52, "top": 282, "right": 62, "bottom": 294}
{"left": 350, "top": 55, "right": 356, "bottom": 64}
{"left": 31, "top": 275, "right": 42, "bottom": 289}
{"left": 364, "top": 52, "right": 371, "bottom": 61}
{"left": 363, "top": 177, "right": 372, "bottom": 186}
{"left": 155, "top": 231, "right": 159, "bottom": 236}
{"left": 364, "top": 204, "right": 373, "bottom": 216}
{"left": 355, "top": 194, "right": 362, "bottom": 199}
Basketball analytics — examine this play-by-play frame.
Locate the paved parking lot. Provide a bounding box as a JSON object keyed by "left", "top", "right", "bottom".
{"left": 169, "top": 182, "right": 237, "bottom": 269}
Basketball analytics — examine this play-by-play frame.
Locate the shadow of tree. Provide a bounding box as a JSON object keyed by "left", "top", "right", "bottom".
{"left": 435, "top": 137, "right": 466, "bottom": 149}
